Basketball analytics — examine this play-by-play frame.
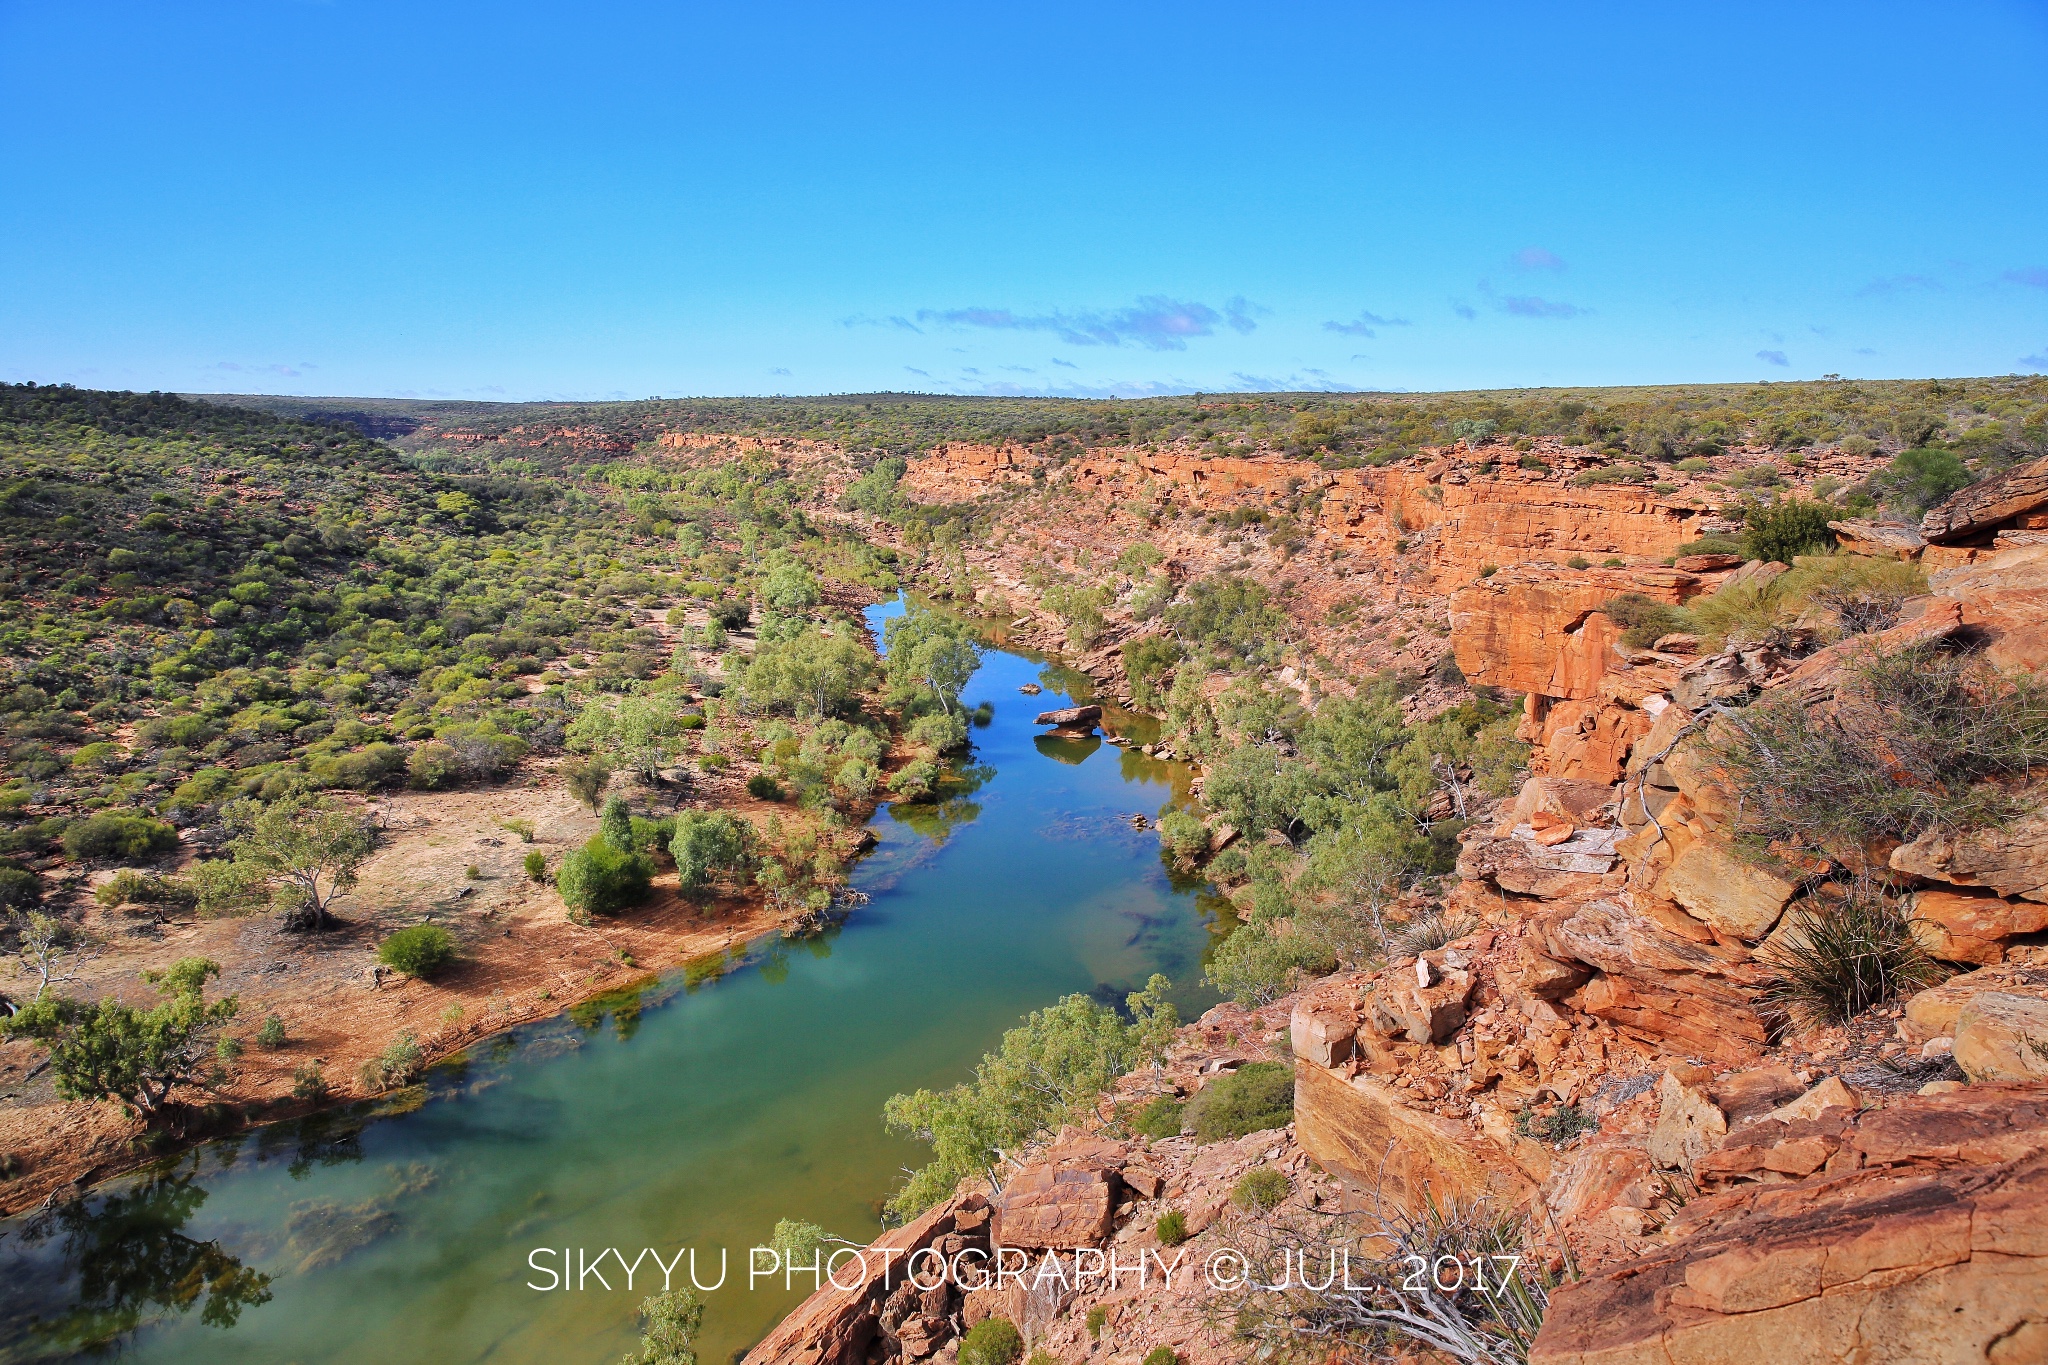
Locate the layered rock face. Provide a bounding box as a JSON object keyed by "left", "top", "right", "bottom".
{"left": 1532, "top": 1086, "right": 2048, "bottom": 1365}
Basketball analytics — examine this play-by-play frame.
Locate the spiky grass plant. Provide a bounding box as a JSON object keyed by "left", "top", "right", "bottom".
{"left": 1760, "top": 886, "right": 1940, "bottom": 1029}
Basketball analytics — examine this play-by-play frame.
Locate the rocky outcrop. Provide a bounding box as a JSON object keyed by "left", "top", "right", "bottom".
{"left": 1293, "top": 1060, "right": 1543, "bottom": 1210}
{"left": 1531, "top": 1084, "right": 2048, "bottom": 1365}
{"left": 1920, "top": 454, "right": 2048, "bottom": 545}
{"left": 743, "top": 1195, "right": 986, "bottom": 1365}
{"left": 1449, "top": 565, "right": 1701, "bottom": 700}
{"left": 1929, "top": 542, "right": 2048, "bottom": 675}
{"left": 1032, "top": 704, "right": 1101, "bottom": 734}
{"left": 1891, "top": 807, "right": 2048, "bottom": 903}
{"left": 1955, "top": 995, "right": 2048, "bottom": 1084}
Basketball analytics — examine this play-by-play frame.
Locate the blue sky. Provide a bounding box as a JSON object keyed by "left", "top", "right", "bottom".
{"left": 2, "top": 1, "right": 2045, "bottom": 401}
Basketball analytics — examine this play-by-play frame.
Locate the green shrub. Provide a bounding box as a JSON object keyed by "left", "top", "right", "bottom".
{"left": 959, "top": 1317, "right": 1024, "bottom": 1365}
{"left": 555, "top": 836, "right": 653, "bottom": 917}
{"left": 1601, "top": 592, "right": 1692, "bottom": 649}
{"left": 1743, "top": 499, "right": 1836, "bottom": 563}
{"left": 1713, "top": 646, "right": 2048, "bottom": 858}
{"left": 670, "top": 810, "right": 755, "bottom": 896}
{"left": 377, "top": 924, "right": 457, "bottom": 979}
{"left": 0, "top": 865, "right": 42, "bottom": 910}
{"left": 599, "top": 794, "right": 635, "bottom": 852}
{"left": 1232, "top": 1166, "right": 1290, "bottom": 1212}
{"left": 1514, "top": 1101, "right": 1600, "bottom": 1146}
{"left": 292, "top": 1061, "right": 328, "bottom": 1101}
{"left": 1155, "top": 808, "right": 1208, "bottom": 865}
{"left": 1085, "top": 1305, "right": 1108, "bottom": 1338}
{"left": 1185, "top": 1061, "right": 1294, "bottom": 1142}
{"left": 256, "top": 1014, "right": 288, "bottom": 1048}
{"left": 1689, "top": 576, "right": 1789, "bottom": 650}
{"left": 93, "top": 869, "right": 196, "bottom": 908}
{"left": 1153, "top": 1209, "right": 1189, "bottom": 1246}
{"left": 1565, "top": 555, "right": 1590, "bottom": 569}
{"left": 524, "top": 849, "right": 548, "bottom": 881}
{"left": 1776, "top": 553, "right": 1927, "bottom": 635}
{"left": 746, "top": 773, "right": 784, "bottom": 801}
{"left": 1761, "top": 887, "right": 1940, "bottom": 1028}
{"left": 1132, "top": 1094, "right": 1185, "bottom": 1140}
{"left": 308, "top": 742, "right": 406, "bottom": 790}
{"left": 886, "top": 760, "right": 939, "bottom": 802}
{"left": 61, "top": 812, "right": 179, "bottom": 863}
{"left": 1674, "top": 456, "right": 1712, "bottom": 474}
{"left": 1872, "top": 447, "right": 1973, "bottom": 516}
{"left": 359, "top": 1031, "right": 423, "bottom": 1090}
{"left": 1142, "top": 1349, "right": 1180, "bottom": 1365}
{"left": 407, "top": 741, "right": 461, "bottom": 789}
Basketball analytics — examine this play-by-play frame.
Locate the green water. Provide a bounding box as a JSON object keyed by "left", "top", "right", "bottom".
{"left": 0, "top": 600, "right": 1224, "bottom": 1364}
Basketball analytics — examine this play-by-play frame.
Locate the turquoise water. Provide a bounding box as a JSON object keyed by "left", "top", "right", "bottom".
{"left": 0, "top": 600, "right": 1222, "bottom": 1364}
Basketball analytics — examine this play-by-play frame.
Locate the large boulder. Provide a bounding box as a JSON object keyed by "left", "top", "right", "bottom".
{"left": 1912, "top": 888, "right": 2048, "bottom": 965}
{"left": 1928, "top": 543, "right": 2048, "bottom": 674}
{"left": 1891, "top": 807, "right": 2048, "bottom": 903}
{"left": 1032, "top": 704, "right": 1101, "bottom": 734}
{"left": 1954, "top": 993, "right": 2048, "bottom": 1084}
{"left": 1535, "top": 900, "right": 1770, "bottom": 1062}
{"left": 1292, "top": 1061, "right": 1541, "bottom": 1212}
{"left": 1920, "top": 454, "right": 2048, "bottom": 544}
{"left": 1530, "top": 1084, "right": 2048, "bottom": 1365}
{"left": 1660, "top": 840, "right": 1800, "bottom": 941}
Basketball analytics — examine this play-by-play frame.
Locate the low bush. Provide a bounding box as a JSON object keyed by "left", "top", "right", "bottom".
{"left": 670, "top": 810, "right": 755, "bottom": 896}
{"left": 1743, "top": 499, "right": 1836, "bottom": 563}
{"left": 292, "top": 1062, "right": 328, "bottom": 1101}
{"left": 61, "top": 812, "right": 179, "bottom": 863}
{"left": 1776, "top": 554, "right": 1926, "bottom": 635}
{"left": 1232, "top": 1166, "right": 1290, "bottom": 1212}
{"left": 1714, "top": 646, "right": 2048, "bottom": 858}
{"left": 377, "top": 924, "right": 457, "bottom": 979}
{"left": 1153, "top": 1209, "right": 1189, "bottom": 1246}
{"left": 555, "top": 836, "right": 653, "bottom": 918}
{"left": 1142, "top": 1349, "right": 1180, "bottom": 1365}
{"left": 1601, "top": 592, "right": 1692, "bottom": 649}
{"left": 1185, "top": 1061, "right": 1294, "bottom": 1142}
{"left": 359, "top": 1031, "right": 423, "bottom": 1090}
{"left": 746, "top": 773, "right": 784, "bottom": 801}
{"left": 92, "top": 869, "right": 196, "bottom": 908}
{"left": 1761, "top": 887, "right": 1940, "bottom": 1028}
{"left": 1872, "top": 447, "right": 1973, "bottom": 516}
{"left": 959, "top": 1317, "right": 1024, "bottom": 1365}
{"left": 0, "top": 865, "right": 42, "bottom": 910}
{"left": 1386, "top": 910, "right": 1478, "bottom": 960}
{"left": 256, "top": 1014, "right": 288, "bottom": 1048}
{"left": 523, "top": 849, "right": 548, "bottom": 881}
{"left": 1131, "top": 1094, "right": 1184, "bottom": 1139}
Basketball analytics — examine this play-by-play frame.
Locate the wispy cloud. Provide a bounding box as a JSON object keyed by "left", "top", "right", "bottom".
{"left": 2003, "top": 267, "right": 2048, "bottom": 289}
{"left": 1049, "top": 357, "right": 1078, "bottom": 369}
{"left": 769, "top": 367, "right": 791, "bottom": 376}
{"left": 1757, "top": 349, "right": 1790, "bottom": 367}
{"left": 841, "top": 313, "right": 924, "bottom": 332}
{"left": 1476, "top": 280, "right": 1585, "bottom": 319}
{"left": 2021, "top": 350, "right": 2048, "bottom": 370}
{"left": 915, "top": 295, "right": 1264, "bottom": 351}
{"left": 1230, "top": 371, "right": 1363, "bottom": 393}
{"left": 1512, "top": 247, "right": 1566, "bottom": 270}
{"left": 1322, "top": 308, "right": 1411, "bottom": 338}
{"left": 1499, "top": 294, "right": 1583, "bottom": 319}
{"left": 904, "top": 366, "right": 931, "bottom": 378}
{"left": 1854, "top": 347, "right": 1879, "bottom": 356}
{"left": 1452, "top": 301, "right": 1478, "bottom": 321}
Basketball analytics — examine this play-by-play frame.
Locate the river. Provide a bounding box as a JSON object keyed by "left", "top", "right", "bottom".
{"left": 0, "top": 599, "right": 1226, "bottom": 1364}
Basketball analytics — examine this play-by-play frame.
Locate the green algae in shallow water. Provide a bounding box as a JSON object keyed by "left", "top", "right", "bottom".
{"left": 0, "top": 601, "right": 1222, "bottom": 1365}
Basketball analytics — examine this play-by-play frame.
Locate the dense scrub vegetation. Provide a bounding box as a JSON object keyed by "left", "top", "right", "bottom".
{"left": 229, "top": 374, "right": 2047, "bottom": 480}
{"left": 0, "top": 383, "right": 925, "bottom": 937}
